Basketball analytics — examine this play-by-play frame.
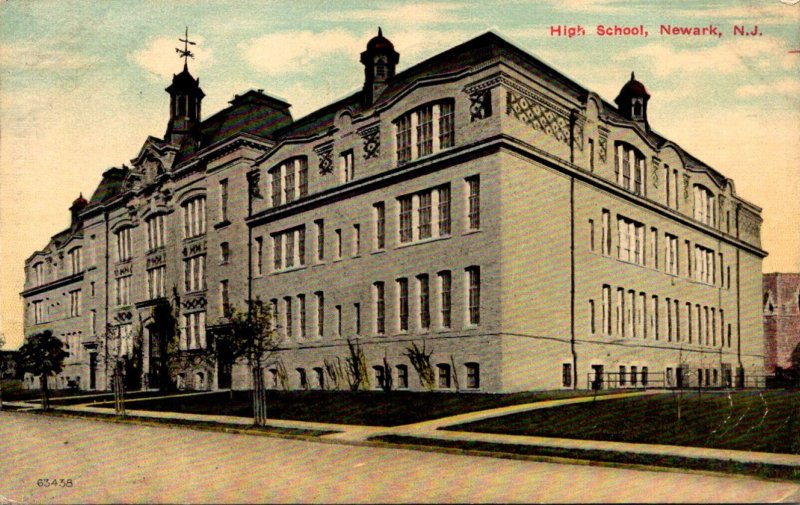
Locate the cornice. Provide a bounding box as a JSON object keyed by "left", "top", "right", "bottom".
{"left": 21, "top": 271, "right": 84, "bottom": 298}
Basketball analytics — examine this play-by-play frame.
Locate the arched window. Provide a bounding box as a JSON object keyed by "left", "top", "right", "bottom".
{"left": 614, "top": 142, "right": 646, "bottom": 195}
{"left": 693, "top": 185, "right": 716, "bottom": 226}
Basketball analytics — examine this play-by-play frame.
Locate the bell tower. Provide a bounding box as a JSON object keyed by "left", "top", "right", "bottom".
{"left": 360, "top": 28, "right": 399, "bottom": 106}
{"left": 614, "top": 72, "right": 651, "bottom": 129}
{"left": 165, "top": 28, "right": 205, "bottom": 146}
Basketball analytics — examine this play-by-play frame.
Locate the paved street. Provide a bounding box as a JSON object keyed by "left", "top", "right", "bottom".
{"left": 2, "top": 412, "right": 799, "bottom": 503}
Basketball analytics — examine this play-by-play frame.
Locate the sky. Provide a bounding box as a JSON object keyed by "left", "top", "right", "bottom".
{"left": 1, "top": 0, "right": 798, "bottom": 349}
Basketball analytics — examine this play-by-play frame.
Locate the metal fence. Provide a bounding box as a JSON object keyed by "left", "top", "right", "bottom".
{"left": 585, "top": 371, "right": 775, "bottom": 391}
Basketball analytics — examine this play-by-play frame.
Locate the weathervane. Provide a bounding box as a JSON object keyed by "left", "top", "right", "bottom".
{"left": 175, "top": 27, "right": 196, "bottom": 70}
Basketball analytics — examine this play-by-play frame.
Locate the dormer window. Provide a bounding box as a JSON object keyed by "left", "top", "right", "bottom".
{"left": 693, "top": 185, "right": 716, "bottom": 226}
{"left": 615, "top": 143, "right": 646, "bottom": 195}
{"left": 632, "top": 98, "right": 644, "bottom": 119}
{"left": 32, "top": 262, "right": 45, "bottom": 286}
{"left": 395, "top": 100, "right": 456, "bottom": 166}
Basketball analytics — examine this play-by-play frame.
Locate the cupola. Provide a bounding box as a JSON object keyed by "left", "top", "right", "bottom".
{"left": 360, "top": 28, "right": 399, "bottom": 106}
{"left": 165, "top": 65, "right": 205, "bottom": 146}
{"left": 70, "top": 193, "right": 88, "bottom": 225}
{"left": 614, "top": 72, "right": 650, "bottom": 128}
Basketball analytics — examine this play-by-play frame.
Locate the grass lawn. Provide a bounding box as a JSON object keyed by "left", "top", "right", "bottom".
{"left": 370, "top": 434, "right": 800, "bottom": 481}
{"left": 94, "top": 389, "right": 616, "bottom": 426}
{"left": 448, "top": 390, "right": 800, "bottom": 454}
{"left": 0, "top": 381, "right": 178, "bottom": 405}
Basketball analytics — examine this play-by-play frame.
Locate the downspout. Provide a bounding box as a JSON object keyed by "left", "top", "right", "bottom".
{"left": 569, "top": 110, "right": 578, "bottom": 388}
{"left": 103, "top": 208, "right": 110, "bottom": 391}
{"left": 735, "top": 203, "right": 743, "bottom": 386}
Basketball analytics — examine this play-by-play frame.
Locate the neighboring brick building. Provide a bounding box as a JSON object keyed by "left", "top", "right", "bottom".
{"left": 21, "top": 30, "right": 767, "bottom": 393}
{"left": 763, "top": 273, "right": 800, "bottom": 372}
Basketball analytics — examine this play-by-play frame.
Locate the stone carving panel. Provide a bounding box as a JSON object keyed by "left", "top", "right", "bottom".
{"left": 358, "top": 124, "right": 380, "bottom": 159}
{"left": 314, "top": 143, "right": 334, "bottom": 175}
{"left": 469, "top": 89, "right": 493, "bottom": 121}
{"left": 506, "top": 90, "right": 570, "bottom": 145}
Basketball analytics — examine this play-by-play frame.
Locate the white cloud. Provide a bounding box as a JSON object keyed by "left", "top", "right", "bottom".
{"left": 317, "top": 2, "right": 465, "bottom": 24}
{"left": 673, "top": 4, "right": 800, "bottom": 25}
{"left": 737, "top": 78, "right": 800, "bottom": 97}
{"left": 130, "top": 35, "right": 213, "bottom": 80}
{"left": 620, "top": 37, "right": 792, "bottom": 77}
{"left": 239, "top": 29, "right": 362, "bottom": 76}
{"left": 0, "top": 44, "right": 98, "bottom": 70}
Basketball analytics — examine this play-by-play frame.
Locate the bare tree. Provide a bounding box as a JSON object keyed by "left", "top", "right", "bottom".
{"left": 214, "top": 299, "right": 280, "bottom": 426}
{"left": 404, "top": 340, "right": 435, "bottom": 390}
{"left": 344, "top": 338, "right": 369, "bottom": 391}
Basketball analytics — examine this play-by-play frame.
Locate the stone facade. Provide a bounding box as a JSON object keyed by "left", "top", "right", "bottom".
{"left": 21, "top": 31, "right": 766, "bottom": 393}
{"left": 763, "top": 273, "right": 800, "bottom": 372}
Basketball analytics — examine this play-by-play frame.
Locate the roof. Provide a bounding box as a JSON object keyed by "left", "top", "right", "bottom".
{"left": 173, "top": 90, "right": 293, "bottom": 165}
{"left": 88, "top": 166, "right": 129, "bottom": 205}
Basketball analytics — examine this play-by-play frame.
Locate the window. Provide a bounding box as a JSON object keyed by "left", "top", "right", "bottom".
{"left": 602, "top": 210, "right": 611, "bottom": 255}
{"left": 90, "top": 310, "right": 96, "bottom": 334}
{"left": 674, "top": 299, "right": 680, "bottom": 342}
{"left": 315, "top": 291, "right": 324, "bottom": 338}
{"left": 33, "top": 262, "right": 45, "bottom": 286}
{"left": 589, "top": 299, "right": 596, "bottom": 333}
{"left": 335, "top": 305, "right": 342, "bottom": 338}
{"left": 68, "top": 247, "right": 82, "bottom": 274}
{"left": 374, "top": 282, "right": 386, "bottom": 335}
{"left": 437, "top": 363, "right": 451, "bottom": 389}
{"left": 615, "top": 288, "right": 624, "bottom": 336}
{"left": 69, "top": 290, "right": 81, "bottom": 317}
{"left": 562, "top": 363, "right": 572, "bottom": 387}
{"left": 396, "top": 100, "right": 455, "bottom": 165}
{"left": 466, "top": 363, "right": 480, "bottom": 389}
{"left": 418, "top": 190, "right": 432, "bottom": 239}
{"left": 439, "top": 270, "right": 452, "bottom": 329}
{"left": 354, "top": 303, "right": 361, "bottom": 336}
{"left": 438, "top": 185, "right": 451, "bottom": 236}
{"left": 32, "top": 300, "right": 45, "bottom": 324}
{"left": 704, "top": 306, "right": 710, "bottom": 346}
{"left": 181, "top": 311, "right": 207, "bottom": 350}
{"left": 353, "top": 224, "right": 361, "bottom": 256}
{"left": 183, "top": 196, "right": 206, "bottom": 238}
{"left": 666, "top": 297, "right": 673, "bottom": 341}
{"left": 588, "top": 138, "right": 595, "bottom": 171}
{"left": 665, "top": 233, "right": 678, "bottom": 275}
{"left": 297, "top": 368, "right": 308, "bottom": 389}
{"left": 651, "top": 295, "right": 659, "bottom": 340}
{"left": 641, "top": 366, "right": 648, "bottom": 386}
{"left": 687, "top": 302, "right": 693, "bottom": 343}
{"left": 272, "top": 227, "right": 306, "bottom": 271}
{"left": 617, "top": 216, "right": 644, "bottom": 265}
{"left": 626, "top": 290, "right": 635, "bottom": 338}
{"left": 711, "top": 308, "right": 716, "bottom": 346}
{"left": 588, "top": 219, "right": 595, "bottom": 251}
{"left": 184, "top": 255, "right": 206, "bottom": 292}
{"left": 315, "top": 220, "right": 324, "bottom": 261}
{"left": 374, "top": 202, "right": 386, "bottom": 250}
{"left": 694, "top": 185, "right": 716, "bottom": 226}
{"left": 271, "top": 298, "right": 280, "bottom": 335}
{"left": 466, "top": 266, "right": 480, "bottom": 325}
{"left": 254, "top": 237, "right": 263, "bottom": 276}
{"left": 220, "top": 280, "right": 230, "bottom": 313}
{"left": 396, "top": 365, "right": 409, "bottom": 389}
{"left": 147, "top": 266, "right": 166, "bottom": 299}
{"left": 398, "top": 278, "right": 409, "bottom": 332}
{"left": 213, "top": 243, "right": 227, "bottom": 266}
{"left": 334, "top": 229, "right": 342, "bottom": 260}
{"left": 285, "top": 297, "right": 293, "bottom": 339}
{"left": 418, "top": 274, "right": 430, "bottom": 331}
{"left": 631, "top": 366, "right": 638, "bottom": 386}
{"left": 650, "top": 227, "right": 658, "bottom": 269}
{"left": 720, "top": 309, "right": 725, "bottom": 348}
{"left": 298, "top": 294, "right": 306, "bottom": 339}
{"left": 696, "top": 304, "right": 703, "bottom": 345}
{"left": 615, "top": 143, "right": 645, "bottom": 195}
{"left": 398, "top": 185, "right": 451, "bottom": 244}
{"left": 719, "top": 253, "right": 724, "bottom": 287}
{"left": 602, "top": 285, "right": 611, "bottom": 335}
{"left": 467, "top": 176, "right": 480, "bottom": 231}
{"left": 90, "top": 281, "right": 95, "bottom": 297}
{"left": 116, "top": 227, "right": 133, "bottom": 262}
{"left": 314, "top": 367, "right": 324, "bottom": 389}
{"left": 694, "top": 245, "right": 716, "bottom": 284}
{"left": 219, "top": 179, "right": 229, "bottom": 222}
{"left": 619, "top": 365, "right": 627, "bottom": 386}
{"left": 373, "top": 366, "right": 386, "bottom": 390}
{"left": 340, "top": 150, "right": 355, "bottom": 183}
{"left": 298, "top": 158, "right": 308, "bottom": 198}
{"left": 637, "top": 292, "right": 645, "bottom": 338}
{"left": 269, "top": 157, "right": 308, "bottom": 207}
{"left": 439, "top": 101, "right": 455, "bottom": 149}
{"left": 115, "top": 275, "right": 131, "bottom": 306}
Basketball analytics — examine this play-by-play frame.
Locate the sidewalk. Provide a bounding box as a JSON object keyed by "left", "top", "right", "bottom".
{"left": 8, "top": 390, "right": 800, "bottom": 470}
